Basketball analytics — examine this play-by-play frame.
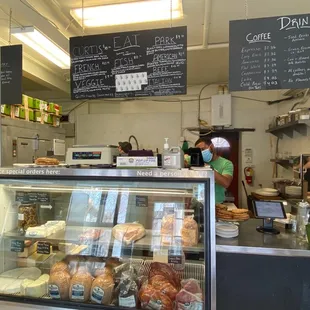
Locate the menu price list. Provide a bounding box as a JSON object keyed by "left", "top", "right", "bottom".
{"left": 229, "top": 14, "right": 310, "bottom": 91}
{"left": 70, "top": 27, "right": 187, "bottom": 100}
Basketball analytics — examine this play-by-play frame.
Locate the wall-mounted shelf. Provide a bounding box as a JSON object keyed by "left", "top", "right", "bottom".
{"left": 266, "top": 120, "right": 310, "bottom": 138}
{"left": 270, "top": 158, "right": 296, "bottom": 168}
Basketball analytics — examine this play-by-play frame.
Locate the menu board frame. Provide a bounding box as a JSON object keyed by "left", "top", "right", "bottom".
{"left": 229, "top": 13, "right": 310, "bottom": 92}
{"left": 70, "top": 26, "right": 187, "bottom": 100}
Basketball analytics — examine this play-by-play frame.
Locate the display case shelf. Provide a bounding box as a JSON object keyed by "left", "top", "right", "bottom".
{"left": 3, "top": 227, "right": 205, "bottom": 254}
{"left": 266, "top": 120, "right": 310, "bottom": 138}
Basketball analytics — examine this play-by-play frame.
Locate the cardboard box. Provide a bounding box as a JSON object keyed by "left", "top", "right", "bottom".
{"left": 1, "top": 104, "right": 11, "bottom": 116}
{"left": 22, "top": 95, "right": 34, "bottom": 109}
{"left": 52, "top": 115, "right": 60, "bottom": 127}
{"left": 14, "top": 106, "right": 25, "bottom": 119}
{"left": 48, "top": 103, "right": 62, "bottom": 116}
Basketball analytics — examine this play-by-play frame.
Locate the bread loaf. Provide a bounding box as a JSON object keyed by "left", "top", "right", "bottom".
{"left": 69, "top": 269, "right": 92, "bottom": 302}
{"left": 90, "top": 274, "right": 114, "bottom": 305}
{"left": 112, "top": 223, "right": 146, "bottom": 244}
{"left": 35, "top": 157, "right": 59, "bottom": 165}
{"left": 48, "top": 271, "right": 70, "bottom": 300}
{"left": 181, "top": 216, "right": 199, "bottom": 246}
{"left": 50, "top": 261, "right": 69, "bottom": 275}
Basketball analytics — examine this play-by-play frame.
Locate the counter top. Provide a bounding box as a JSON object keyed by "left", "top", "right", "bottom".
{"left": 216, "top": 219, "right": 310, "bottom": 257}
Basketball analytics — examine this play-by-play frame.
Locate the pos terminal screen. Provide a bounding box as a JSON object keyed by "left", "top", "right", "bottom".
{"left": 254, "top": 201, "right": 286, "bottom": 219}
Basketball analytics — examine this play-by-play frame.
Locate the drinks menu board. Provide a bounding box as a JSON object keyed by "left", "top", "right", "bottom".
{"left": 229, "top": 14, "right": 310, "bottom": 92}
{"left": 70, "top": 26, "right": 187, "bottom": 100}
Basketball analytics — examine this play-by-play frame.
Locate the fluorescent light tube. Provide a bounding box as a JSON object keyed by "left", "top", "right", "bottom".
{"left": 12, "top": 26, "right": 70, "bottom": 69}
{"left": 71, "top": 0, "right": 183, "bottom": 28}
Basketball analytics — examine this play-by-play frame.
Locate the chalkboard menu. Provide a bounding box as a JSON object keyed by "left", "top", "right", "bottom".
{"left": 1, "top": 45, "right": 22, "bottom": 105}
{"left": 229, "top": 14, "right": 310, "bottom": 91}
{"left": 70, "top": 26, "right": 187, "bottom": 99}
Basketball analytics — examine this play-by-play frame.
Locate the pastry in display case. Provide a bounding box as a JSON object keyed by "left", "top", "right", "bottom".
{"left": 0, "top": 168, "right": 215, "bottom": 310}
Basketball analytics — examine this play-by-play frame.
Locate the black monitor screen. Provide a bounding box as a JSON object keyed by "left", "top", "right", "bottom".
{"left": 254, "top": 201, "right": 286, "bottom": 219}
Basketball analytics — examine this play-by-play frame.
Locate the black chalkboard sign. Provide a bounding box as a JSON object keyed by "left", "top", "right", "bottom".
{"left": 229, "top": 14, "right": 310, "bottom": 91}
{"left": 1, "top": 45, "right": 22, "bottom": 105}
{"left": 11, "top": 240, "right": 24, "bottom": 253}
{"left": 136, "top": 196, "right": 148, "bottom": 208}
{"left": 70, "top": 27, "right": 187, "bottom": 99}
{"left": 37, "top": 241, "right": 51, "bottom": 254}
{"left": 16, "top": 191, "right": 50, "bottom": 204}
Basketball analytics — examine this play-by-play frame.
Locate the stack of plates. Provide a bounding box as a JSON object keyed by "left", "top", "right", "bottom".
{"left": 285, "top": 186, "right": 302, "bottom": 197}
{"left": 254, "top": 188, "right": 279, "bottom": 197}
{"left": 216, "top": 223, "right": 239, "bottom": 238}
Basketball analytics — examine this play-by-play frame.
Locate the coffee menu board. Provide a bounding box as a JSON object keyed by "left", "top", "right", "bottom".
{"left": 70, "top": 26, "right": 187, "bottom": 99}
{"left": 229, "top": 14, "right": 310, "bottom": 92}
{"left": 0, "top": 45, "right": 22, "bottom": 105}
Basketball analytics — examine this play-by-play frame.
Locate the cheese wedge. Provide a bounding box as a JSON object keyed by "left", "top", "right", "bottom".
{"left": 24, "top": 274, "right": 50, "bottom": 298}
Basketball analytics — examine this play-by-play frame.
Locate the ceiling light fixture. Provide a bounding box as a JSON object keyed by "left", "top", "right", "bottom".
{"left": 70, "top": 0, "right": 183, "bottom": 28}
{"left": 11, "top": 26, "right": 70, "bottom": 69}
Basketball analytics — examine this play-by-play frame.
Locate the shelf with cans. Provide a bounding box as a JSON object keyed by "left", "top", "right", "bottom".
{"left": 1, "top": 95, "right": 63, "bottom": 127}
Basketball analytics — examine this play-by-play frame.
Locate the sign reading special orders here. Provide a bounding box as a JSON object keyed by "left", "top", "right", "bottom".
{"left": 229, "top": 14, "right": 310, "bottom": 92}
{"left": 70, "top": 27, "right": 187, "bottom": 99}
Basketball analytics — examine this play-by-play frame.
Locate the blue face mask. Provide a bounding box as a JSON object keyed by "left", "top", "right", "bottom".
{"left": 202, "top": 149, "right": 213, "bottom": 163}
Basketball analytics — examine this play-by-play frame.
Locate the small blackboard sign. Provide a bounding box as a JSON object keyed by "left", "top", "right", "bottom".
{"left": 16, "top": 191, "right": 50, "bottom": 204}
{"left": 136, "top": 196, "right": 148, "bottom": 208}
{"left": 37, "top": 241, "right": 51, "bottom": 254}
{"left": 1, "top": 45, "right": 22, "bottom": 105}
{"left": 229, "top": 13, "right": 310, "bottom": 91}
{"left": 168, "top": 249, "right": 182, "bottom": 264}
{"left": 70, "top": 27, "right": 187, "bottom": 99}
{"left": 11, "top": 240, "right": 24, "bottom": 253}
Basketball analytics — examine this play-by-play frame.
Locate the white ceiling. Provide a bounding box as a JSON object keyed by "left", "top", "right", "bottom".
{"left": 0, "top": 0, "right": 309, "bottom": 101}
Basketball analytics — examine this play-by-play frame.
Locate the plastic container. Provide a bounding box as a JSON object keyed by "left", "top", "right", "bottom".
{"left": 162, "top": 147, "right": 184, "bottom": 169}
{"left": 296, "top": 201, "right": 310, "bottom": 239}
{"left": 18, "top": 204, "right": 38, "bottom": 232}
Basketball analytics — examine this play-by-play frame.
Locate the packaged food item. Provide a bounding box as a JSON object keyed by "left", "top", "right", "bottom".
{"left": 49, "top": 271, "right": 71, "bottom": 300}
{"left": 112, "top": 223, "right": 146, "bottom": 244}
{"left": 65, "top": 255, "right": 87, "bottom": 276}
{"left": 175, "top": 289, "right": 203, "bottom": 310}
{"left": 116, "top": 269, "right": 139, "bottom": 308}
{"left": 139, "top": 284, "right": 173, "bottom": 310}
{"left": 79, "top": 229, "right": 102, "bottom": 242}
{"left": 181, "top": 216, "right": 199, "bottom": 246}
{"left": 69, "top": 268, "right": 92, "bottom": 302}
{"left": 105, "top": 257, "right": 122, "bottom": 270}
{"left": 149, "top": 262, "right": 180, "bottom": 289}
{"left": 94, "top": 267, "right": 112, "bottom": 278}
{"left": 18, "top": 204, "right": 38, "bottom": 232}
{"left": 149, "top": 277, "right": 178, "bottom": 301}
{"left": 50, "top": 261, "right": 69, "bottom": 275}
{"left": 181, "top": 279, "right": 202, "bottom": 295}
{"left": 175, "top": 279, "right": 204, "bottom": 310}
{"left": 25, "top": 226, "right": 47, "bottom": 238}
{"left": 90, "top": 273, "right": 114, "bottom": 305}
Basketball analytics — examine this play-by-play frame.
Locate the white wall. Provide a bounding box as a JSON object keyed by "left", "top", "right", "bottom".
{"left": 65, "top": 85, "right": 279, "bottom": 207}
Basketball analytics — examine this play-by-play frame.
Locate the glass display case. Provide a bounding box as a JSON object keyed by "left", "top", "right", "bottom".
{"left": 0, "top": 168, "right": 215, "bottom": 310}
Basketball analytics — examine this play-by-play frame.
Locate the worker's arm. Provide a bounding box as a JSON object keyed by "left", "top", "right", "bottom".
{"left": 214, "top": 171, "right": 233, "bottom": 189}
{"left": 213, "top": 160, "right": 234, "bottom": 189}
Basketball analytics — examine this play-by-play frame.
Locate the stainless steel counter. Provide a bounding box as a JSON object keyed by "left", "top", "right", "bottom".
{"left": 216, "top": 219, "right": 310, "bottom": 257}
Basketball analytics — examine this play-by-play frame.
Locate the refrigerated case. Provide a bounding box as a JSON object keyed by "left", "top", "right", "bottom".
{"left": 0, "top": 168, "right": 215, "bottom": 310}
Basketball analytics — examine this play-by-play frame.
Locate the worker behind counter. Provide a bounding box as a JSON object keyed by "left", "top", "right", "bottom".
{"left": 195, "top": 138, "right": 234, "bottom": 204}
{"left": 118, "top": 141, "right": 132, "bottom": 155}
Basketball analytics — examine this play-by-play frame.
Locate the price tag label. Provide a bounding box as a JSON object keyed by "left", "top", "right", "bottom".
{"left": 153, "top": 249, "right": 168, "bottom": 263}
{"left": 11, "top": 240, "right": 24, "bottom": 253}
{"left": 37, "top": 241, "right": 51, "bottom": 254}
{"left": 168, "top": 249, "right": 183, "bottom": 264}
